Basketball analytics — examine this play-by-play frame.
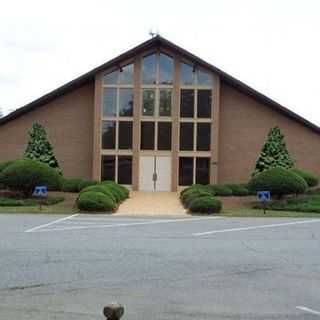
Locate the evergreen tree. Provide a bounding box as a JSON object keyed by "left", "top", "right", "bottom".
{"left": 24, "top": 123, "right": 60, "bottom": 169}
{"left": 252, "top": 126, "right": 294, "bottom": 176}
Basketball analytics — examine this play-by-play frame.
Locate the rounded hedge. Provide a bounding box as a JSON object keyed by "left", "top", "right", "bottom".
{"left": 206, "top": 184, "right": 233, "bottom": 196}
{"left": 182, "top": 189, "right": 212, "bottom": 208}
{"left": 189, "top": 196, "right": 222, "bottom": 214}
{"left": 248, "top": 167, "right": 308, "bottom": 197}
{"left": 225, "top": 184, "right": 249, "bottom": 196}
{"left": 291, "top": 169, "right": 319, "bottom": 188}
{"left": 78, "top": 180, "right": 98, "bottom": 191}
{"left": 80, "top": 185, "right": 116, "bottom": 203}
{"left": 0, "top": 160, "right": 15, "bottom": 174}
{"left": 61, "top": 178, "right": 84, "bottom": 192}
{"left": 77, "top": 191, "right": 116, "bottom": 212}
{"left": 101, "top": 181, "right": 129, "bottom": 201}
{"left": 0, "top": 159, "right": 62, "bottom": 196}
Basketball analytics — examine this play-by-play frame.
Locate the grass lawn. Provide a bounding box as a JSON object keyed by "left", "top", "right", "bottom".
{"left": 222, "top": 208, "right": 320, "bottom": 218}
{"left": 0, "top": 192, "right": 78, "bottom": 214}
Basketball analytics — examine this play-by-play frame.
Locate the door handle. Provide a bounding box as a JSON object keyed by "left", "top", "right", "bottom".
{"left": 152, "top": 173, "right": 157, "bottom": 181}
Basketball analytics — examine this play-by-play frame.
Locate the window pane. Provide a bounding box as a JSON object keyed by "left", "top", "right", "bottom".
{"left": 119, "top": 63, "right": 133, "bottom": 85}
{"left": 180, "top": 89, "right": 194, "bottom": 117}
{"left": 180, "top": 62, "right": 194, "bottom": 85}
{"left": 179, "top": 157, "right": 193, "bottom": 186}
{"left": 197, "top": 90, "right": 212, "bottom": 118}
{"left": 159, "top": 53, "right": 173, "bottom": 85}
{"left": 102, "top": 121, "right": 116, "bottom": 149}
{"left": 101, "top": 155, "right": 115, "bottom": 181}
{"left": 142, "top": 89, "right": 155, "bottom": 116}
{"left": 142, "top": 53, "right": 156, "bottom": 84}
{"left": 119, "top": 88, "right": 133, "bottom": 117}
{"left": 198, "top": 69, "right": 212, "bottom": 86}
{"left": 141, "top": 122, "right": 155, "bottom": 150}
{"left": 102, "top": 88, "right": 117, "bottom": 117}
{"left": 180, "top": 122, "right": 194, "bottom": 151}
{"left": 158, "top": 122, "right": 172, "bottom": 150}
{"left": 118, "top": 121, "right": 132, "bottom": 149}
{"left": 103, "top": 70, "right": 118, "bottom": 85}
{"left": 118, "top": 156, "right": 132, "bottom": 184}
{"left": 159, "top": 89, "right": 172, "bottom": 116}
{"left": 196, "top": 157, "right": 210, "bottom": 184}
{"left": 197, "top": 123, "right": 211, "bottom": 151}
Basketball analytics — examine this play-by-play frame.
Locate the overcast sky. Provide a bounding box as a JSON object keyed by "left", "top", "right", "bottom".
{"left": 1, "top": 0, "right": 320, "bottom": 125}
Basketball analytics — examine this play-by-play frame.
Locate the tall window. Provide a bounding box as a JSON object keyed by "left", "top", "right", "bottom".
{"left": 140, "top": 52, "right": 173, "bottom": 151}
{"left": 101, "top": 62, "right": 134, "bottom": 184}
{"left": 178, "top": 62, "right": 213, "bottom": 186}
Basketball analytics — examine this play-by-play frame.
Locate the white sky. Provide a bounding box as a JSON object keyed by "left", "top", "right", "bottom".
{"left": 1, "top": 0, "right": 320, "bottom": 125}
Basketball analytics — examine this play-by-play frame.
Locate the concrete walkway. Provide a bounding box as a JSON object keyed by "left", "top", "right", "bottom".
{"left": 117, "top": 191, "right": 187, "bottom": 216}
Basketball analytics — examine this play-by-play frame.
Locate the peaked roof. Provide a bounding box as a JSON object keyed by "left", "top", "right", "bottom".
{"left": 1, "top": 35, "right": 319, "bottom": 133}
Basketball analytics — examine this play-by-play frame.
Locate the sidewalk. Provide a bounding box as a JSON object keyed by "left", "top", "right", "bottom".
{"left": 117, "top": 191, "right": 187, "bottom": 216}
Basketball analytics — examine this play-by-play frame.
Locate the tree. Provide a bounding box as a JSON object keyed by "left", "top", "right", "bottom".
{"left": 252, "top": 126, "right": 294, "bottom": 176}
{"left": 24, "top": 123, "right": 60, "bottom": 170}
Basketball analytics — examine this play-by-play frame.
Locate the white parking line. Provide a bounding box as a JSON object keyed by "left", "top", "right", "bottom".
{"left": 24, "top": 214, "right": 79, "bottom": 232}
{"left": 27, "top": 216, "right": 222, "bottom": 232}
{"left": 296, "top": 306, "right": 320, "bottom": 316}
{"left": 193, "top": 219, "right": 320, "bottom": 236}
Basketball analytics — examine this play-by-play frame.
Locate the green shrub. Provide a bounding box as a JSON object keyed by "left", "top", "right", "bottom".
{"left": 189, "top": 196, "right": 222, "bottom": 214}
{"left": 61, "top": 178, "right": 84, "bottom": 192}
{"left": 291, "top": 169, "right": 319, "bottom": 188}
{"left": 80, "top": 185, "right": 116, "bottom": 204}
{"left": 0, "top": 161, "right": 15, "bottom": 173}
{"left": 101, "top": 181, "right": 129, "bottom": 201}
{"left": 206, "top": 184, "right": 233, "bottom": 196}
{"left": 0, "top": 160, "right": 62, "bottom": 197}
{"left": 248, "top": 167, "right": 308, "bottom": 198}
{"left": 76, "top": 191, "right": 115, "bottom": 212}
{"left": 78, "top": 180, "right": 98, "bottom": 191}
{"left": 181, "top": 184, "right": 208, "bottom": 196}
{"left": 181, "top": 189, "right": 212, "bottom": 208}
{"left": 225, "top": 184, "right": 249, "bottom": 196}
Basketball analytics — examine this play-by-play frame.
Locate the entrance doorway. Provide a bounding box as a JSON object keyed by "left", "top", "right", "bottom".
{"left": 139, "top": 156, "right": 171, "bottom": 191}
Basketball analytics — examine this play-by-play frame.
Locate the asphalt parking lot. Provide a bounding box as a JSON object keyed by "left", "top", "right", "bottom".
{"left": 0, "top": 214, "right": 320, "bottom": 319}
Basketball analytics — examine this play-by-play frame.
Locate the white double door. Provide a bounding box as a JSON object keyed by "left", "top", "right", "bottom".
{"left": 139, "top": 156, "right": 171, "bottom": 191}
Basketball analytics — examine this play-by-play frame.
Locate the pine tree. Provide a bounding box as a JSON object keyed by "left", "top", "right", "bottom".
{"left": 252, "top": 126, "right": 294, "bottom": 176}
{"left": 24, "top": 123, "right": 60, "bottom": 169}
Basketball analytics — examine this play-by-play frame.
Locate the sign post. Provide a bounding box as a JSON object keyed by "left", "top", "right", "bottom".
{"left": 257, "top": 191, "right": 271, "bottom": 214}
{"left": 32, "top": 186, "right": 48, "bottom": 211}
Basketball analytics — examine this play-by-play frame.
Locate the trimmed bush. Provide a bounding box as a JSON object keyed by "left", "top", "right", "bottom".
{"left": 0, "top": 160, "right": 15, "bottom": 174}
{"left": 0, "top": 160, "right": 62, "bottom": 197}
{"left": 225, "top": 184, "right": 249, "bottom": 196}
{"left": 78, "top": 180, "right": 98, "bottom": 191}
{"left": 182, "top": 189, "right": 212, "bottom": 208}
{"left": 101, "top": 181, "right": 129, "bottom": 201}
{"left": 61, "top": 178, "right": 84, "bottom": 192}
{"left": 80, "top": 185, "right": 116, "bottom": 203}
{"left": 189, "top": 196, "right": 222, "bottom": 214}
{"left": 291, "top": 169, "right": 319, "bottom": 188}
{"left": 248, "top": 167, "right": 308, "bottom": 198}
{"left": 77, "top": 191, "right": 116, "bottom": 212}
{"left": 206, "top": 184, "right": 233, "bottom": 197}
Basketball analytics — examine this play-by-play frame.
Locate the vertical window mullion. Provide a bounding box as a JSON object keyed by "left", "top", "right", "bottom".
{"left": 115, "top": 156, "right": 118, "bottom": 183}
{"left": 193, "top": 157, "right": 196, "bottom": 184}
{"left": 155, "top": 121, "right": 158, "bottom": 151}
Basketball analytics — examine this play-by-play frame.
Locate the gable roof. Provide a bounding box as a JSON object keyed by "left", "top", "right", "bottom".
{"left": 1, "top": 35, "right": 319, "bottom": 134}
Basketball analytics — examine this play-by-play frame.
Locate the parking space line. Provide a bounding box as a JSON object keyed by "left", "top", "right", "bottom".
{"left": 28, "top": 216, "right": 222, "bottom": 233}
{"left": 193, "top": 219, "right": 320, "bottom": 236}
{"left": 296, "top": 306, "right": 320, "bottom": 316}
{"left": 24, "top": 214, "right": 79, "bottom": 233}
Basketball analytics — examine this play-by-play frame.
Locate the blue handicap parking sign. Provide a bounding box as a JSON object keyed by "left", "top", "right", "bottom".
{"left": 257, "top": 191, "right": 271, "bottom": 202}
{"left": 33, "top": 186, "right": 48, "bottom": 198}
